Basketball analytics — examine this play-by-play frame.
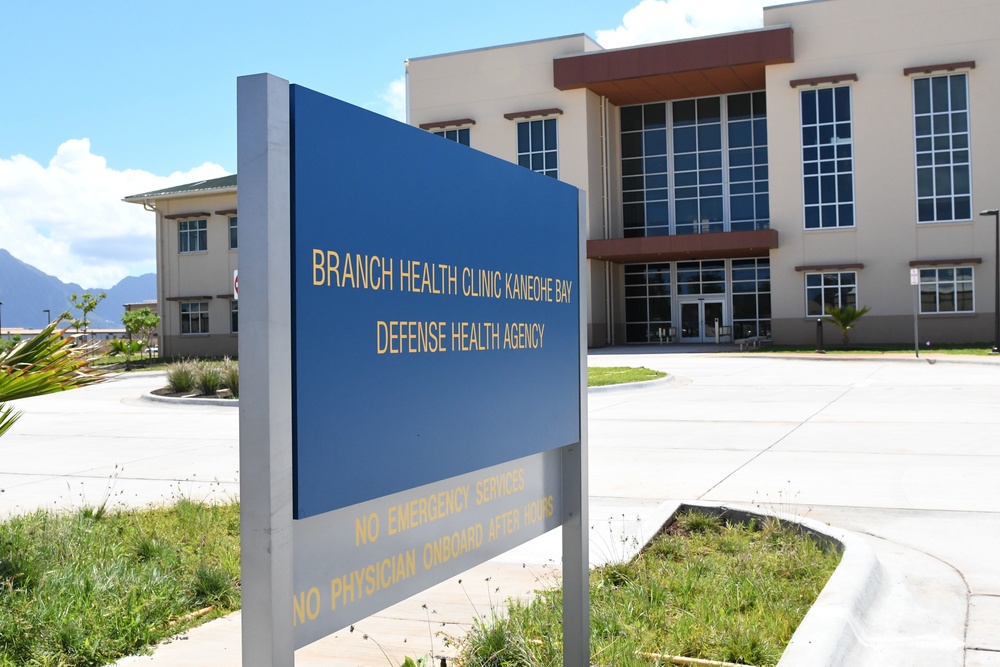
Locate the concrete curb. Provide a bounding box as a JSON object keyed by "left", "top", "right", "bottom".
{"left": 141, "top": 391, "right": 240, "bottom": 407}
{"left": 587, "top": 375, "right": 675, "bottom": 394}
{"left": 667, "top": 502, "right": 883, "bottom": 667}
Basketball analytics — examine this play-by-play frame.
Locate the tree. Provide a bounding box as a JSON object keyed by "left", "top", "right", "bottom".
{"left": 824, "top": 304, "right": 871, "bottom": 346}
{"left": 121, "top": 307, "right": 160, "bottom": 357}
{"left": 0, "top": 321, "right": 104, "bottom": 439}
{"left": 62, "top": 292, "right": 107, "bottom": 337}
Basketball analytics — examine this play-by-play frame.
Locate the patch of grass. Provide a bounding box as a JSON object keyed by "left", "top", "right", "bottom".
{"left": 166, "top": 360, "right": 198, "bottom": 393}
{"left": 455, "top": 510, "right": 841, "bottom": 667}
{"left": 588, "top": 366, "right": 666, "bottom": 387}
{"left": 752, "top": 342, "right": 994, "bottom": 355}
{"left": 0, "top": 500, "right": 241, "bottom": 666}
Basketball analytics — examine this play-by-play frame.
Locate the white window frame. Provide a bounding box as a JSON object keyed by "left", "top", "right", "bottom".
{"left": 179, "top": 219, "right": 207, "bottom": 253}
{"left": 805, "top": 271, "right": 858, "bottom": 316}
{"left": 912, "top": 72, "right": 972, "bottom": 223}
{"left": 433, "top": 128, "right": 470, "bottom": 146}
{"left": 919, "top": 266, "right": 974, "bottom": 313}
{"left": 516, "top": 117, "right": 558, "bottom": 178}
{"left": 180, "top": 301, "right": 209, "bottom": 335}
{"left": 800, "top": 85, "right": 855, "bottom": 230}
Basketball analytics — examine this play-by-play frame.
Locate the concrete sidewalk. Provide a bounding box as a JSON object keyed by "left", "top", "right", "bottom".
{"left": 2, "top": 353, "right": 999, "bottom": 665}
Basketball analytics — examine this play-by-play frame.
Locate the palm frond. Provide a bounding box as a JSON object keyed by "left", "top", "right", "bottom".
{"left": 0, "top": 320, "right": 105, "bottom": 403}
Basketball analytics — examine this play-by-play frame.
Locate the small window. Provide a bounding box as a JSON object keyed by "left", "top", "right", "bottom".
{"left": 229, "top": 216, "right": 238, "bottom": 250}
{"left": 179, "top": 219, "right": 208, "bottom": 253}
{"left": 180, "top": 301, "right": 209, "bottom": 335}
{"left": 805, "top": 271, "right": 858, "bottom": 316}
{"left": 230, "top": 300, "right": 239, "bottom": 333}
{"left": 919, "top": 266, "right": 974, "bottom": 313}
{"left": 516, "top": 118, "right": 558, "bottom": 178}
{"left": 433, "top": 128, "right": 470, "bottom": 146}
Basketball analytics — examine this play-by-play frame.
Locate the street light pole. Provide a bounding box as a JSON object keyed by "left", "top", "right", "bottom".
{"left": 979, "top": 209, "right": 1000, "bottom": 354}
{"left": 43, "top": 309, "right": 51, "bottom": 326}
{"left": 0, "top": 300, "right": 4, "bottom": 339}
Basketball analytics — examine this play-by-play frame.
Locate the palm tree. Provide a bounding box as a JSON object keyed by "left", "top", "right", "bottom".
{"left": 823, "top": 304, "right": 871, "bottom": 346}
{"left": 0, "top": 321, "right": 104, "bottom": 439}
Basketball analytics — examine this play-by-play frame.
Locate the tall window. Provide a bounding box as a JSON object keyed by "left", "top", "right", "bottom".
{"left": 806, "top": 271, "right": 857, "bottom": 315}
{"left": 229, "top": 216, "right": 238, "bottom": 250}
{"left": 914, "top": 73, "right": 971, "bottom": 222}
{"left": 621, "top": 104, "right": 669, "bottom": 237}
{"left": 230, "top": 300, "right": 239, "bottom": 333}
{"left": 673, "top": 98, "right": 723, "bottom": 235}
{"left": 624, "top": 263, "right": 672, "bottom": 343}
{"left": 728, "top": 92, "right": 769, "bottom": 232}
{"left": 731, "top": 258, "right": 771, "bottom": 339}
{"left": 180, "top": 301, "right": 209, "bottom": 335}
{"left": 179, "top": 219, "right": 207, "bottom": 253}
{"left": 620, "top": 91, "right": 769, "bottom": 238}
{"left": 920, "top": 266, "right": 973, "bottom": 313}
{"left": 801, "top": 86, "right": 854, "bottom": 229}
{"left": 516, "top": 118, "right": 557, "bottom": 178}
{"left": 434, "top": 128, "right": 470, "bottom": 146}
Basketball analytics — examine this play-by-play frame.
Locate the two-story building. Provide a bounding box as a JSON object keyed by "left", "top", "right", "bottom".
{"left": 124, "top": 175, "right": 238, "bottom": 358}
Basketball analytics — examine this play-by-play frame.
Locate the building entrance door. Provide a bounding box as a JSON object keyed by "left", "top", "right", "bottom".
{"left": 679, "top": 299, "right": 726, "bottom": 343}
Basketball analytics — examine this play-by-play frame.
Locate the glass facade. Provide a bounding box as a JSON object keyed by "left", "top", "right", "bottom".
{"left": 620, "top": 92, "right": 769, "bottom": 238}
{"left": 624, "top": 263, "right": 671, "bottom": 343}
{"left": 624, "top": 260, "right": 770, "bottom": 343}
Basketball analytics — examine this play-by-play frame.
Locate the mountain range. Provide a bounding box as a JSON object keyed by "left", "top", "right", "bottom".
{"left": 0, "top": 249, "right": 156, "bottom": 330}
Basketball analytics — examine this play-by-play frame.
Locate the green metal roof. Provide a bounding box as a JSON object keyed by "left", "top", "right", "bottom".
{"left": 123, "top": 174, "right": 237, "bottom": 201}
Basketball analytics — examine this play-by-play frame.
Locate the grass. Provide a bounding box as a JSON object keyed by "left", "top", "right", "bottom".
{"left": 752, "top": 342, "right": 994, "bottom": 355}
{"left": 0, "top": 499, "right": 241, "bottom": 667}
{"left": 455, "top": 510, "right": 841, "bottom": 667}
{"left": 588, "top": 366, "right": 666, "bottom": 387}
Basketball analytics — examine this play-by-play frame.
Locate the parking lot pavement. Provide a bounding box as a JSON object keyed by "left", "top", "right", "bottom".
{"left": 0, "top": 371, "right": 238, "bottom": 519}
{"left": 3, "top": 352, "right": 999, "bottom": 665}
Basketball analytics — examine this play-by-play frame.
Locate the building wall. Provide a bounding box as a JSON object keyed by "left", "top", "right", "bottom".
{"left": 408, "top": 35, "right": 612, "bottom": 346}
{"left": 765, "top": 0, "right": 1000, "bottom": 344}
{"left": 153, "top": 192, "right": 239, "bottom": 358}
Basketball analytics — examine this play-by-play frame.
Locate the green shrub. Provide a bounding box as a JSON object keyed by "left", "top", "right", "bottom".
{"left": 220, "top": 357, "right": 239, "bottom": 398}
{"left": 166, "top": 360, "right": 197, "bottom": 393}
{"left": 195, "top": 362, "right": 223, "bottom": 396}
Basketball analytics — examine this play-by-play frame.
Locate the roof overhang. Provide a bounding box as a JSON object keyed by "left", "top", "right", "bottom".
{"left": 588, "top": 229, "right": 778, "bottom": 263}
{"left": 554, "top": 26, "right": 794, "bottom": 105}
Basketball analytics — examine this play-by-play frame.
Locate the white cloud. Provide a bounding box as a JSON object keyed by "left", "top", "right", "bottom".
{"left": 378, "top": 76, "right": 407, "bottom": 123}
{"left": 0, "top": 139, "right": 227, "bottom": 288}
{"left": 596, "top": 0, "right": 788, "bottom": 49}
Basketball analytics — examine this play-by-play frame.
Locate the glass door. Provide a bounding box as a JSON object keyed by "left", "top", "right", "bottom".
{"left": 679, "top": 299, "right": 726, "bottom": 343}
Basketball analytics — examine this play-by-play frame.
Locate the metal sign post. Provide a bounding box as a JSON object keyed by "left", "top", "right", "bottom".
{"left": 911, "top": 268, "right": 920, "bottom": 358}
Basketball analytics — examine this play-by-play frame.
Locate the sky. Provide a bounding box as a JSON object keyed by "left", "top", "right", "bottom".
{"left": 0, "top": 0, "right": 785, "bottom": 288}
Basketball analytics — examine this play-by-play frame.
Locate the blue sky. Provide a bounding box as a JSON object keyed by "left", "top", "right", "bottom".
{"left": 0, "top": 0, "right": 782, "bottom": 287}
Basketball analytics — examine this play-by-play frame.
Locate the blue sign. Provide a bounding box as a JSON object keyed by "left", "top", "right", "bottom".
{"left": 291, "top": 84, "right": 581, "bottom": 519}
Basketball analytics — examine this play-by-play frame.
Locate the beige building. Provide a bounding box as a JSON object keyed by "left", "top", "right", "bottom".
{"left": 407, "top": 0, "right": 1000, "bottom": 347}
{"left": 124, "top": 175, "right": 238, "bottom": 358}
